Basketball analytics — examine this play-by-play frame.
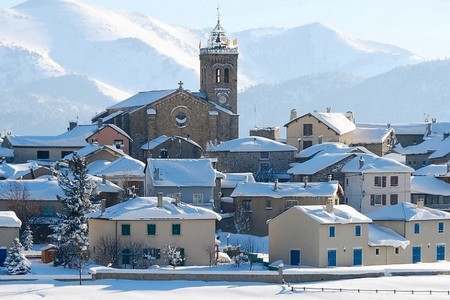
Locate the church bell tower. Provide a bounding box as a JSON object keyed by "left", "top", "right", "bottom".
{"left": 199, "top": 9, "right": 238, "bottom": 114}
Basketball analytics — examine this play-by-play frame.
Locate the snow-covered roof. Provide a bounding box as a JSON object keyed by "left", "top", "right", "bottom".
{"left": 64, "top": 143, "right": 125, "bottom": 160}
{"left": 349, "top": 127, "right": 393, "bottom": 144}
{"left": 289, "top": 204, "right": 371, "bottom": 224}
{"left": 89, "top": 196, "right": 221, "bottom": 221}
{"left": 92, "top": 155, "right": 145, "bottom": 177}
{"left": 288, "top": 153, "right": 354, "bottom": 175}
{"left": 368, "top": 202, "right": 450, "bottom": 221}
{"left": 428, "top": 137, "right": 450, "bottom": 159}
{"left": 147, "top": 159, "right": 217, "bottom": 187}
{"left": 414, "top": 164, "right": 449, "bottom": 177}
{"left": 400, "top": 136, "right": 447, "bottom": 155}
{"left": 411, "top": 176, "right": 450, "bottom": 196}
{"left": 368, "top": 224, "right": 409, "bottom": 249}
{"left": 89, "top": 175, "right": 123, "bottom": 193}
{"left": 140, "top": 135, "right": 202, "bottom": 151}
{"left": 0, "top": 178, "right": 63, "bottom": 201}
{"left": 342, "top": 154, "right": 414, "bottom": 174}
{"left": 221, "top": 173, "right": 256, "bottom": 189}
{"left": 6, "top": 125, "right": 97, "bottom": 148}
{"left": 295, "top": 142, "right": 368, "bottom": 159}
{"left": 311, "top": 112, "right": 356, "bottom": 135}
{"left": 109, "top": 89, "right": 176, "bottom": 109}
{"left": 0, "top": 211, "right": 21, "bottom": 228}
{"left": 87, "top": 160, "right": 111, "bottom": 175}
{"left": 359, "top": 122, "right": 450, "bottom": 136}
{"left": 0, "top": 161, "right": 41, "bottom": 179}
{"left": 231, "top": 181, "right": 339, "bottom": 198}
{"left": 207, "top": 136, "right": 297, "bottom": 153}
{"left": 101, "top": 110, "right": 124, "bottom": 123}
{"left": 0, "top": 147, "right": 14, "bottom": 158}
{"left": 384, "top": 152, "right": 406, "bottom": 164}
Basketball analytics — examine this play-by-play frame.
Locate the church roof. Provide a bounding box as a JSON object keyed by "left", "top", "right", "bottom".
{"left": 109, "top": 89, "right": 177, "bottom": 110}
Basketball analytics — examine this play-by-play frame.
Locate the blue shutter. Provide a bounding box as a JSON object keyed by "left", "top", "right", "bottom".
{"left": 327, "top": 250, "right": 336, "bottom": 267}
{"left": 412, "top": 246, "right": 421, "bottom": 263}
{"left": 353, "top": 249, "right": 362, "bottom": 266}
{"left": 437, "top": 245, "right": 446, "bottom": 261}
{"left": 329, "top": 226, "right": 335, "bottom": 238}
{"left": 355, "top": 225, "right": 361, "bottom": 237}
{"left": 290, "top": 250, "right": 301, "bottom": 266}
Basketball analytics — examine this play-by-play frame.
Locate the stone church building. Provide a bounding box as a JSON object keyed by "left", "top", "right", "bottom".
{"left": 93, "top": 15, "right": 239, "bottom": 157}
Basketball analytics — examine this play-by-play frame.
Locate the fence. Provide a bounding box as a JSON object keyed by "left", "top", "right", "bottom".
{"left": 290, "top": 285, "right": 450, "bottom": 295}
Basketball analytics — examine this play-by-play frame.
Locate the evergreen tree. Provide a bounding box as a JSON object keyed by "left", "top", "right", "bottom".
{"left": 51, "top": 154, "right": 95, "bottom": 268}
{"left": 21, "top": 225, "right": 33, "bottom": 251}
{"left": 4, "top": 238, "right": 31, "bottom": 275}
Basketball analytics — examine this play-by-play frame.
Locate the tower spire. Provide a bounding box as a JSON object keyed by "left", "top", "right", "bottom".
{"left": 216, "top": 4, "right": 221, "bottom": 26}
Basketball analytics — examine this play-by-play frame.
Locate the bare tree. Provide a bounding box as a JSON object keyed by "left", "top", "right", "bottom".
{"left": 0, "top": 182, "right": 37, "bottom": 226}
{"left": 234, "top": 203, "right": 251, "bottom": 234}
{"left": 206, "top": 245, "right": 216, "bottom": 267}
{"left": 94, "top": 235, "right": 121, "bottom": 267}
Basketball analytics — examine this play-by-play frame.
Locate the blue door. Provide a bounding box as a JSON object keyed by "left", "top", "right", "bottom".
{"left": 327, "top": 250, "right": 336, "bottom": 267}
{"left": 290, "top": 250, "right": 301, "bottom": 265}
{"left": 353, "top": 248, "right": 362, "bottom": 266}
{"left": 0, "top": 248, "right": 6, "bottom": 267}
{"left": 437, "top": 245, "right": 446, "bottom": 261}
{"left": 412, "top": 246, "right": 421, "bottom": 263}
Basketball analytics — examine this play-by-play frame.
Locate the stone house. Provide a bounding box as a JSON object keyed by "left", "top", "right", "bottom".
{"left": 145, "top": 158, "right": 222, "bottom": 209}
{"left": 410, "top": 165, "right": 450, "bottom": 210}
{"left": 86, "top": 124, "right": 132, "bottom": 155}
{"left": 342, "top": 154, "right": 414, "bottom": 214}
{"left": 140, "top": 135, "right": 203, "bottom": 161}
{"left": 231, "top": 181, "right": 342, "bottom": 236}
{"left": 402, "top": 135, "right": 450, "bottom": 169}
{"left": 64, "top": 143, "right": 125, "bottom": 165}
{"left": 207, "top": 136, "right": 297, "bottom": 182}
{"left": 88, "top": 195, "right": 221, "bottom": 267}
{"left": 92, "top": 15, "right": 239, "bottom": 157}
{"left": 0, "top": 211, "right": 21, "bottom": 248}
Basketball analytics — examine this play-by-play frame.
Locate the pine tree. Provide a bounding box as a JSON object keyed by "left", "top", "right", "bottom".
{"left": 4, "top": 238, "right": 31, "bottom": 275}
{"left": 51, "top": 154, "right": 95, "bottom": 268}
{"left": 21, "top": 225, "right": 33, "bottom": 251}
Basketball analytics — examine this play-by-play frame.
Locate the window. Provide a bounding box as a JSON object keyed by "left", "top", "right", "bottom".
{"left": 374, "top": 176, "right": 387, "bottom": 187}
{"left": 395, "top": 247, "right": 399, "bottom": 254}
{"left": 242, "top": 200, "right": 252, "bottom": 212}
{"left": 114, "top": 139, "right": 124, "bottom": 149}
{"left": 382, "top": 194, "right": 387, "bottom": 206}
{"left": 224, "top": 68, "right": 229, "bottom": 83}
{"left": 172, "top": 224, "right": 181, "bottom": 235}
{"left": 143, "top": 248, "right": 161, "bottom": 260}
{"left": 61, "top": 151, "right": 72, "bottom": 158}
{"left": 37, "top": 150, "right": 50, "bottom": 160}
{"left": 370, "top": 195, "right": 385, "bottom": 206}
{"left": 193, "top": 193, "right": 204, "bottom": 205}
{"left": 375, "top": 248, "right": 380, "bottom": 256}
{"left": 147, "top": 224, "right": 156, "bottom": 235}
{"left": 285, "top": 200, "right": 298, "bottom": 209}
{"left": 355, "top": 225, "right": 361, "bottom": 237}
{"left": 390, "top": 194, "right": 399, "bottom": 205}
{"left": 121, "top": 224, "right": 131, "bottom": 236}
{"left": 439, "top": 222, "right": 445, "bottom": 233}
{"left": 303, "top": 140, "right": 313, "bottom": 149}
{"left": 329, "top": 226, "right": 336, "bottom": 238}
{"left": 390, "top": 176, "right": 399, "bottom": 186}
{"left": 160, "top": 149, "right": 168, "bottom": 158}
{"left": 175, "top": 112, "right": 188, "bottom": 128}
{"left": 215, "top": 68, "right": 221, "bottom": 83}
{"left": 260, "top": 152, "right": 269, "bottom": 160}
{"left": 303, "top": 124, "right": 313, "bottom": 136}
{"left": 265, "top": 200, "right": 272, "bottom": 210}
{"left": 121, "top": 249, "right": 131, "bottom": 265}
{"left": 414, "top": 223, "right": 420, "bottom": 234}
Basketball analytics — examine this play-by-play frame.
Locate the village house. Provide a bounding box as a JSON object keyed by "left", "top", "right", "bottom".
{"left": 368, "top": 201, "right": 450, "bottom": 264}
{"left": 207, "top": 136, "right": 297, "bottom": 182}
{"left": 249, "top": 127, "right": 281, "bottom": 141}
{"left": 0, "top": 211, "right": 21, "bottom": 249}
{"left": 0, "top": 177, "right": 122, "bottom": 242}
{"left": 268, "top": 203, "right": 372, "bottom": 267}
{"left": 145, "top": 158, "right": 223, "bottom": 209}
{"left": 140, "top": 135, "right": 203, "bottom": 161}
{"left": 231, "top": 180, "right": 342, "bottom": 236}
{"left": 410, "top": 175, "right": 450, "bottom": 211}
{"left": 85, "top": 123, "right": 132, "bottom": 155}
{"left": 88, "top": 195, "right": 221, "bottom": 267}
{"left": 0, "top": 161, "right": 52, "bottom": 180}
{"left": 401, "top": 134, "right": 450, "bottom": 169}
{"left": 342, "top": 153, "right": 414, "bottom": 213}
{"left": 64, "top": 143, "right": 125, "bottom": 165}
{"left": 89, "top": 155, "right": 146, "bottom": 201}
{"left": 284, "top": 111, "right": 396, "bottom": 155}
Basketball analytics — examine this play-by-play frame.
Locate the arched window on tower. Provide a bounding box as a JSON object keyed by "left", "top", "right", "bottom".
{"left": 216, "top": 68, "right": 221, "bottom": 83}
{"left": 224, "top": 68, "right": 229, "bottom": 83}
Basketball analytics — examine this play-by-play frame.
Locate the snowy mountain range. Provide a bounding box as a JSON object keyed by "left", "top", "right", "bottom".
{"left": 1, "top": 0, "right": 445, "bottom": 136}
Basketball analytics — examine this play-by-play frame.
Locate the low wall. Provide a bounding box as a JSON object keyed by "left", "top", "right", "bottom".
{"left": 91, "top": 269, "right": 450, "bottom": 283}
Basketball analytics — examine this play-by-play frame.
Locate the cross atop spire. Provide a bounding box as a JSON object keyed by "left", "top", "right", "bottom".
{"left": 216, "top": 4, "right": 221, "bottom": 26}
{"left": 178, "top": 80, "right": 184, "bottom": 90}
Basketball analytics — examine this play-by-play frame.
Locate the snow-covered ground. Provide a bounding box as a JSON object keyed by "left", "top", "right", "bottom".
{"left": 1, "top": 275, "right": 450, "bottom": 299}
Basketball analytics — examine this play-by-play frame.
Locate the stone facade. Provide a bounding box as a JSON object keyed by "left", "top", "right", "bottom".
{"left": 249, "top": 127, "right": 280, "bottom": 141}
{"left": 141, "top": 136, "right": 203, "bottom": 161}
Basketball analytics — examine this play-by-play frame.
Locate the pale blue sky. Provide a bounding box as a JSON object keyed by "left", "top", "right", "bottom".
{"left": 2, "top": 0, "right": 450, "bottom": 58}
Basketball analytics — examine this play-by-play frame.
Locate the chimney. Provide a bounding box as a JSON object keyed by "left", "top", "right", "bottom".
{"left": 327, "top": 174, "right": 332, "bottom": 182}
{"left": 100, "top": 198, "right": 106, "bottom": 215}
{"left": 157, "top": 192, "right": 163, "bottom": 208}
{"left": 325, "top": 198, "right": 334, "bottom": 213}
{"left": 68, "top": 121, "right": 77, "bottom": 131}
{"left": 416, "top": 198, "right": 424, "bottom": 208}
{"left": 290, "top": 109, "right": 298, "bottom": 121}
{"left": 326, "top": 107, "right": 331, "bottom": 113}
{"left": 358, "top": 156, "right": 365, "bottom": 169}
{"left": 273, "top": 179, "right": 279, "bottom": 191}
{"left": 102, "top": 175, "right": 106, "bottom": 184}
{"left": 345, "top": 111, "right": 354, "bottom": 123}
{"left": 153, "top": 168, "right": 160, "bottom": 181}
{"left": 425, "top": 123, "right": 432, "bottom": 137}
{"left": 176, "top": 192, "right": 182, "bottom": 205}
{"left": 97, "top": 118, "right": 103, "bottom": 128}
{"left": 303, "top": 176, "right": 309, "bottom": 188}
{"left": 387, "top": 123, "right": 391, "bottom": 129}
